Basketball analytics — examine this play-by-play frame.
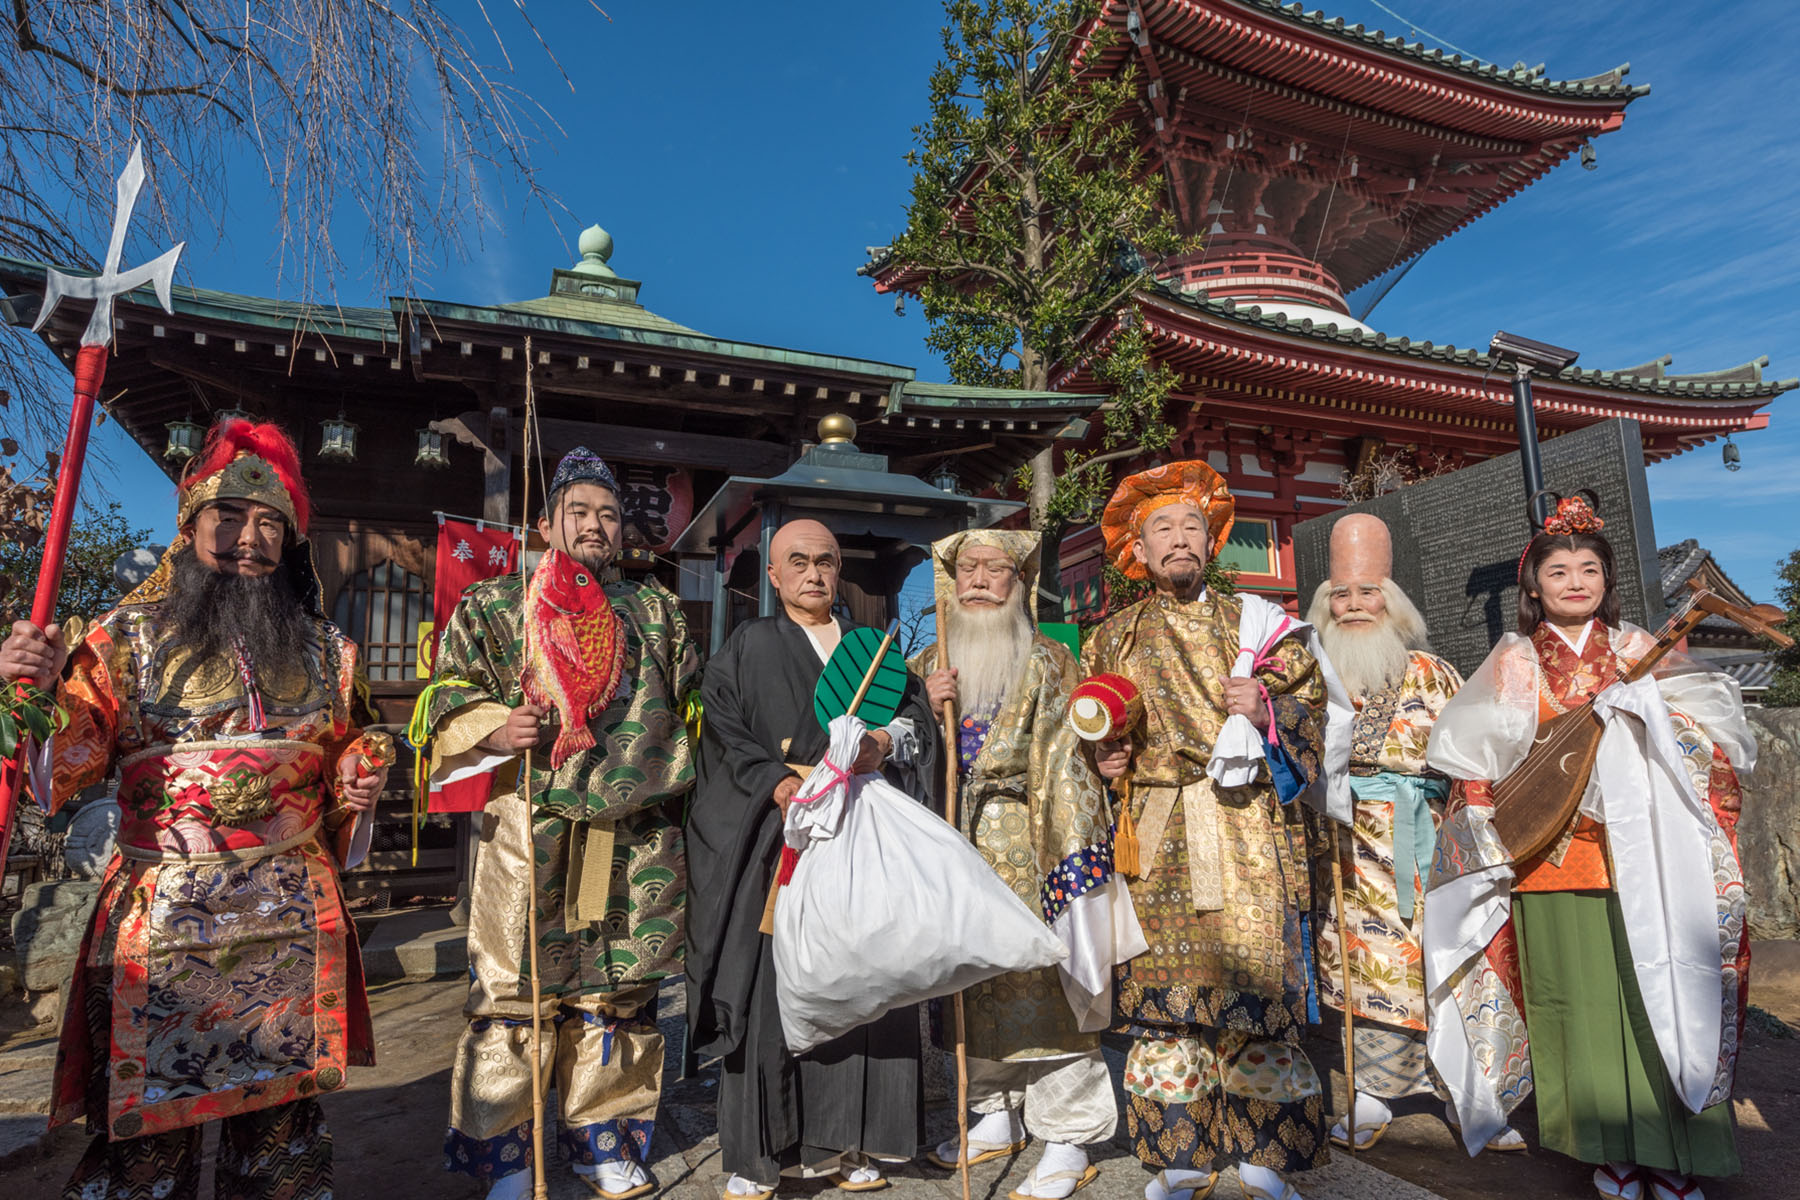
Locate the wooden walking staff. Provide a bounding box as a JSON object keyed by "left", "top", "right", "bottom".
{"left": 934, "top": 598, "right": 973, "bottom": 1200}
{"left": 0, "top": 143, "right": 182, "bottom": 871}
{"left": 1328, "top": 821, "right": 1357, "bottom": 1156}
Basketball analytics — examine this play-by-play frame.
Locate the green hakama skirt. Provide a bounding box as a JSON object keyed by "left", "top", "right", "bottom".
{"left": 1513, "top": 890, "right": 1739, "bottom": 1177}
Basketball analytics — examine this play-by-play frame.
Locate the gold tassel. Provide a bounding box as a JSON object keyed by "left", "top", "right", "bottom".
{"left": 1113, "top": 778, "right": 1139, "bottom": 877}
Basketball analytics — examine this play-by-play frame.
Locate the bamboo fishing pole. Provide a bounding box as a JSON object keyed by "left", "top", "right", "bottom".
{"left": 934, "top": 597, "right": 972, "bottom": 1200}
{"left": 521, "top": 336, "right": 549, "bottom": 1200}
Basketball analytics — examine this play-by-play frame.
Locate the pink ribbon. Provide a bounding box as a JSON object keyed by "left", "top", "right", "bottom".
{"left": 1237, "top": 615, "right": 1295, "bottom": 745}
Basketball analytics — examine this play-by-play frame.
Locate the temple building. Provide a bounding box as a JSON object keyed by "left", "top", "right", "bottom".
{"left": 864, "top": 0, "right": 1794, "bottom": 615}
{"left": 0, "top": 226, "right": 1094, "bottom": 901}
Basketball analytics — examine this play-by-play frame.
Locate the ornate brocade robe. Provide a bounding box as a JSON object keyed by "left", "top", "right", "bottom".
{"left": 1314, "top": 649, "right": 1462, "bottom": 1033}
{"left": 1424, "top": 623, "right": 1751, "bottom": 1153}
{"left": 424, "top": 571, "right": 699, "bottom": 996}
{"left": 1082, "top": 591, "right": 1327, "bottom": 1042}
{"left": 42, "top": 603, "right": 380, "bottom": 1140}
{"left": 1082, "top": 590, "right": 1332, "bottom": 1174}
{"left": 908, "top": 635, "right": 1114, "bottom": 1061}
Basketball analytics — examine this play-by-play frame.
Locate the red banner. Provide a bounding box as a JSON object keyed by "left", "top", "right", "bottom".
{"left": 426, "top": 518, "right": 521, "bottom": 812}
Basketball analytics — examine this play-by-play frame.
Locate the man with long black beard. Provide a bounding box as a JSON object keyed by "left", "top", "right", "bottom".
{"left": 0, "top": 420, "right": 390, "bottom": 1200}
{"left": 1305, "top": 516, "right": 1519, "bottom": 1153}
{"left": 909, "top": 530, "right": 1130, "bottom": 1200}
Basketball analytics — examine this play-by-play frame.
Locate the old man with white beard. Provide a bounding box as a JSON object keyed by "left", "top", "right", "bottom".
{"left": 910, "top": 529, "right": 1132, "bottom": 1200}
{"left": 1307, "top": 515, "right": 1520, "bottom": 1152}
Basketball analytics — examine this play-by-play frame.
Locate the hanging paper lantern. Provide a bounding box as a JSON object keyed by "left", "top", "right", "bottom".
{"left": 414, "top": 427, "right": 451, "bottom": 469}
{"left": 318, "top": 412, "right": 359, "bottom": 463}
{"left": 163, "top": 417, "right": 205, "bottom": 462}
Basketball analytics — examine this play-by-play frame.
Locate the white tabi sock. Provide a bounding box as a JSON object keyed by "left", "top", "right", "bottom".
{"left": 1237, "top": 1163, "right": 1302, "bottom": 1200}
{"left": 1331, "top": 1093, "right": 1393, "bottom": 1145}
{"left": 727, "top": 1173, "right": 777, "bottom": 1196}
{"left": 486, "top": 1171, "right": 531, "bottom": 1200}
{"left": 1144, "top": 1167, "right": 1213, "bottom": 1200}
{"left": 591, "top": 1160, "right": 649, "bottom": 1192}
{"left": 1018, "top": 1143, "right": 1090, "bottom": 1199}
{"left": 937, "top": 1107, "right": 1023, "bottom": 1159}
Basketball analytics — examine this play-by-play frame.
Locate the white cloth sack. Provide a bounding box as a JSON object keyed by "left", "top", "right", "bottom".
{"left": 774, "top": 715, "right": 1068, "bottom": 1053}
{"left": 1206, "top": 591, "right": 1354, "bottom": 823}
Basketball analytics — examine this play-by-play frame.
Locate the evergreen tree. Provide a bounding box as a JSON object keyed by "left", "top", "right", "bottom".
{"left": 1763, "top": 548, "right": 1800, "bottom": 707}
{"left": 885, "top": 0, "right": 1193, "bottom": 613}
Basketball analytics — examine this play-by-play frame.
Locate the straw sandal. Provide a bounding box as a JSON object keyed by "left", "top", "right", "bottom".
{"left": 832, "top": 1169, "right": 891, "bottom": 1193}
{"left": 1328, "top": 1116, "right": 1390, "bottom": 1151}
{"left": 1145, "top": 1169, "right": 1220, "bottom": 1200}
{"left": 1008, "top": 1163, "right": 1099, "bottom": 1200}
{"left": 1647, "top": 1173, "right": 1704, "bottom": 1200}
{"left": 1236, "top": 1177, "right": 1300, "bottom": 1200}
{"left": 585, "top": 1175, "right": 657, "bottom": 1200}
{"left": 926, "top": 1137, "right": 1028, "bottom": 1170}
{"left": 1593, "top": 1163, "right": 1644, "bottom": 1200}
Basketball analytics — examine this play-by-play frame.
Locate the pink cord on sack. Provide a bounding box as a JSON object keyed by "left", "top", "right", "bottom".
{"left": 789, "top": 754, "right": 852, "bottom": 807}
{"left": 1237, "top": 616, "right": 1294, "bottom": 745}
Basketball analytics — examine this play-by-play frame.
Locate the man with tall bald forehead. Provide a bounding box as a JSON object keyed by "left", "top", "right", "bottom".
{"left": 687, "top": 519, "right": 942, "bottom": 1200}
{"left": 1303, "top": 516, "right": 1522, "bottom": 1153}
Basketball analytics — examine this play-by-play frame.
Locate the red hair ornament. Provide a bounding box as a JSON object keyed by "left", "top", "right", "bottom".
{"left": 1517, "top": 491, "right": 1605, "bottom": 582}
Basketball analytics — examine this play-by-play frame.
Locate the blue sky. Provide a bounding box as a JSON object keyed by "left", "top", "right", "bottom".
{"left": 46, "top": 0, "right": 1800, "bottom": 601}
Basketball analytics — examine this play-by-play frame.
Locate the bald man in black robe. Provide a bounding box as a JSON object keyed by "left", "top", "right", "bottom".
{"left": 686, "top": 519, "right": 940, "bottom": 1197}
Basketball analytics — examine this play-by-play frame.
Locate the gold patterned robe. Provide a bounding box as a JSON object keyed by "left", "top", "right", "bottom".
{"left": 1082, "top": 590, "right": 1331, "bottom": 1174}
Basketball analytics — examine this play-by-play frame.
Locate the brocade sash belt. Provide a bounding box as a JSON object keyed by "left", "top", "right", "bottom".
{"left": 116, "top": 820, "right": 322, "bottom": 864}
{"left": 1350, "top": 771, "right": 1450, "bottom": 920}
{"left": 1133, "top": 778, "right": 1227, "bottom": 912}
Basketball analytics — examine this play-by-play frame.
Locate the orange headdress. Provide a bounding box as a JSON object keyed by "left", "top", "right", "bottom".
{"left": 177, "top": 419, "right": 312, "bottom": 536}
{"left": 1100, "top": 460, "right": 1235, "bottom": 580}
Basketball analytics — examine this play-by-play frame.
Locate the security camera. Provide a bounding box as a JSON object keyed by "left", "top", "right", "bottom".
{"left": 1489, "top": 330, "right": 1579, "bottom": 375}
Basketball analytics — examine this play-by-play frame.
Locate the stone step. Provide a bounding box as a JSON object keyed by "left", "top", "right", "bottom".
{"left": 361, "top": 906, "right": 469, "bottom": 983}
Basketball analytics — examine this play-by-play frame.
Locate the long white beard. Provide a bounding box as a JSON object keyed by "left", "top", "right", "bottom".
{"left": 945, "top": 596, "right": 1035, "bottom": 718}
{"left": 1319, "top": 620, "right": 1412, "bottom": 700}
{"left": 1308, "top": 578, "right": 1430, "bottom": 701}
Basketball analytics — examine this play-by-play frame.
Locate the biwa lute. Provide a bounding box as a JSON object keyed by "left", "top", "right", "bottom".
{"left": 1489, "top": 582, "right": 1791, "bottom": 863}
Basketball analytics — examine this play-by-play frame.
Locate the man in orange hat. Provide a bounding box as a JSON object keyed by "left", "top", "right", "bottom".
{"left": 1083, "top": 461, "right": 1349, "bottom": 1200}
{"left": 0, "top": 419, "right": 390, "bottom": 1200}
{"left": 1303, "top": 516, "right": 1522, "bottom": 1153}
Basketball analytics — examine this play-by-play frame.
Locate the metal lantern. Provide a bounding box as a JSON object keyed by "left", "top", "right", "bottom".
{"left": 162, "top": 417, "right": 205, "bottom": 462}
{"left": 318, "top": 412, "right": 359, "bottom": 463}
{"left": 929, "top": 462, "right": 963, "bottom": 494}
{"left": 213, "top": 407, "right": 251, "bottom": 427}
{"left": 414, "top": 426, "right": 451, "bottom": 469}
{"left": 1723, "top": 436, "right": 1742, "bottom": 472}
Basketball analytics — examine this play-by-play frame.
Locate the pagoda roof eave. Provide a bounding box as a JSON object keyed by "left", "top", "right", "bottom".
{"left": 1107, "top": 0, "right": 1649, "bottom": 105}
{"left": 1115, "top": 285, "right": 1797, "bottom": 407}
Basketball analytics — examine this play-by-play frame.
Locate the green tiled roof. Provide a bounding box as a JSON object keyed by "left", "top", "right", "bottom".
{"left": 1239, "top": 1, "right": 1650, "bottom": 100}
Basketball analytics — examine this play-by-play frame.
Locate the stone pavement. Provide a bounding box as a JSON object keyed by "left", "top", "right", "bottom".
{"left": 11, "top": 942, "right": 1800, "bottom": 1198}
{"left": 5, "top": 971, "right": 1443, "bottom": 1199}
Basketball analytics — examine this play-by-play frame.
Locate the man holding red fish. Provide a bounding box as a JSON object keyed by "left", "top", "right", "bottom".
{"left": 421, "top": 447, "right": 701, "bottom": 1200}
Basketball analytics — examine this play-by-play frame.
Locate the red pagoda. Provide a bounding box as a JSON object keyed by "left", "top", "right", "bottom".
{"left": 867, "top": 0, "right": 1793, "bottom": 614}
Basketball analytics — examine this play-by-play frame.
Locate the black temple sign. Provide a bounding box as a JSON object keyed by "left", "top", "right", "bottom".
{"left": 1293, "top": 418, "right": 1664, "bottom": 678}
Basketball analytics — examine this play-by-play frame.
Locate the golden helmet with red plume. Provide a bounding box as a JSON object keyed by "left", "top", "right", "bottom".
{"left": 176, "top": 420, "right": 312, "bottom": 537}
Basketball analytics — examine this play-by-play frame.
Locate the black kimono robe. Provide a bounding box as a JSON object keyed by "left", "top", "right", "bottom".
{"left": 686, "top": 613, "right": 941, "bottom": 1181}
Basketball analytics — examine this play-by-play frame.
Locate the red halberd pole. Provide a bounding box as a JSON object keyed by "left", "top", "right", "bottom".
{"left": 0, "top": 346, "right": 106, "bottom": 872}
{"left": 0, "top": 142, "right": 181, "bottom": 877}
